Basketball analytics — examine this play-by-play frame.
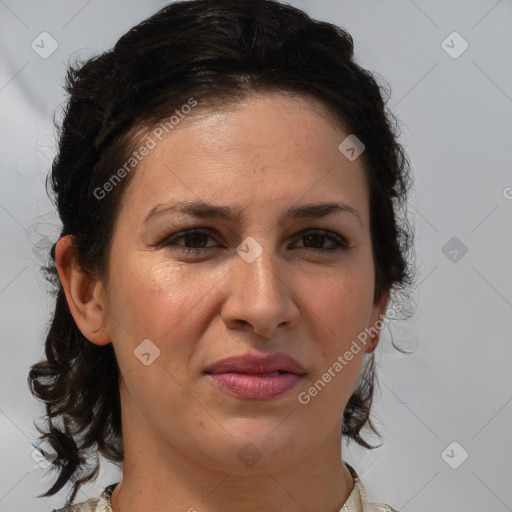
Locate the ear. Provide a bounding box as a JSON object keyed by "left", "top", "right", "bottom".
{"left": 55, "top": 235, "right": 111, "bottom": 346}
{"left": 364, "top": 289, "right": 391, "bottom": 354}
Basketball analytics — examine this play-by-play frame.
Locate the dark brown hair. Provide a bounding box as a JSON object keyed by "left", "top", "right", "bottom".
{"left": 28, "top": 0, "right": 415, "bottom": 505}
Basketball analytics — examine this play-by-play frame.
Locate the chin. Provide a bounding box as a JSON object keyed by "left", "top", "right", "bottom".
{"left": 204, "top": 423, "right": 310, "bottom": 474}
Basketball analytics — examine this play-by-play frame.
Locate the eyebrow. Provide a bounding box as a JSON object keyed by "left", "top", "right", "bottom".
{"left": 144, "top": 200, "right": 362, "bottom": 227}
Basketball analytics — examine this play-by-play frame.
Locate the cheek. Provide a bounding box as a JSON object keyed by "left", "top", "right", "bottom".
{"left": 313, "top": 268, "right": 374, "bottom": 346}
{"left": 113, "top": 259, "right": 188, "bottom": 333}
{"left": 107, "top": 255, "right": 227, "bottom": 349}
{"left": 303, "top": 275, "right": 371, "bottom": 412}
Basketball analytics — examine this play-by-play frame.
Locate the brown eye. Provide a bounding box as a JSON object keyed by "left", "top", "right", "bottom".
{"left": 178, "top": 231, "right": 210, "bottom": 248}
{"left": 160, "top": 228, "right": 348, "bottom": 255}
{"left": 292, "top": 230, "right": 348, "bottom": 253}
{"left": 162, "top": 229, "right": 218, "bottom": 253}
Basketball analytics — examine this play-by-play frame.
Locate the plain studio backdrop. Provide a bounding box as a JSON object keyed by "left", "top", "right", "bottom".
{"left": 1, "top": 1, "right": 511, "bottom": 511}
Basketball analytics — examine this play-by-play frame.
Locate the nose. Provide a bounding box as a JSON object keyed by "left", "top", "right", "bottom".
{"left": 220, "top": 241, "right": 300, "bottom": 339}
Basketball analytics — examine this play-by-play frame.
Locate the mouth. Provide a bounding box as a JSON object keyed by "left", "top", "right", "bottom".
{"left": 204, "top": 351, "right": 306, "bottom": 376}
{"left": 239, "top": 371, "right": 284, "bottom": 377}
{"left": 207, "top": 370, "right": 292, "bottom": 376}
{"left": 204, "top": 352, "right": 306, "bottom": 400}
{"left": 205, "top": 371, "right": 305, "bottom": 400}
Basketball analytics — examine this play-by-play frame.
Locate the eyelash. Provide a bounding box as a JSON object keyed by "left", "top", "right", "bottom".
{"left": 159, "top": 228, "right": 348, "bottom": 255}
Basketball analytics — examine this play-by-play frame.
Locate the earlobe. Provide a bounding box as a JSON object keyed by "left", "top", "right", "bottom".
{"left": 364, "top": 333, "right": 380, "bottom": 354}
{"left": 55, "top": 235, "right": 111, "bottom": 346}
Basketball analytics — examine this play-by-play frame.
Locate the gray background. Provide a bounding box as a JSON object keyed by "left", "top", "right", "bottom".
{"left": 1, "top": 1, "right": 511, "bottom": 511}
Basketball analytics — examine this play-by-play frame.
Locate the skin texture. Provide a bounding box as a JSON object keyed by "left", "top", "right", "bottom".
{"left": 56, "top": 92, "right": 389, "bottom": 512}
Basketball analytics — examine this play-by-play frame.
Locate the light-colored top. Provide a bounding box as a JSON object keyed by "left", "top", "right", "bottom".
{"left": 52, "top": 464, "right": 399, "bottom": 512}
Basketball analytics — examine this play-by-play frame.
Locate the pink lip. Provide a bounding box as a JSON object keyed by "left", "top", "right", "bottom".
{"left": 207, "top": 372, "right": 303, "bottom": 400}
{"left": 204, "top": 352, "right": 306, "bottom": 400}
{"left": 205, "top": 352, "right": 305, "bottom": 375}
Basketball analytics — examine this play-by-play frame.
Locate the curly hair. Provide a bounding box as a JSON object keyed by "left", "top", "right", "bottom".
{"left": 28, "top": 0, "right": 415, "bottom": 506}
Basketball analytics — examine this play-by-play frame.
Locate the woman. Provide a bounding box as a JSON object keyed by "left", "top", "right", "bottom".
{"left": 28, "top": 1, "right": 414, "bottom": 511}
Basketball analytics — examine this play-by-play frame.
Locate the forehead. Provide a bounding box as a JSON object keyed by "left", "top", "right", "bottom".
{"left": 119, "top": 92, "right": 370, "bottom": 225}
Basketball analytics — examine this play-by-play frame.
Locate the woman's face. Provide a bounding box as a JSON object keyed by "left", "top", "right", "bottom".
{"left": 101, "top": 93, "right": 388, "bottom": 474}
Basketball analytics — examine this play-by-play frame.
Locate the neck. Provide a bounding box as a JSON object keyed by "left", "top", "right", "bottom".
{"left": 112, "top": 435, "right": 353, "bottom": 512}
{"left": 112, "top": 384, "right": 354, "bottom": 512}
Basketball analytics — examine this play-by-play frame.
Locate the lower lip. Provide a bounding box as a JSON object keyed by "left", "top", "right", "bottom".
{"left": 206, "top": 372, "right": 304, "bottom": 400}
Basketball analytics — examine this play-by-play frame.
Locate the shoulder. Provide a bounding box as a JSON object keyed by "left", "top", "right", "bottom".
{"left": 367, "top": 504, "right": 400, "bottom": 512}
{"left": 345, "top": 463, "right": 400, "bottom": 512}
{"left": 50, "top": 483, "right": 118, "bottom": 512}
{"left": 51, "top": 496, "right": 101, "bottom": 512}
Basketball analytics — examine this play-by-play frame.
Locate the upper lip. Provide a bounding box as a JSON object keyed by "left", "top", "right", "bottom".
{"left": 205, "top": 352, "right": 306, "bottom": 375}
